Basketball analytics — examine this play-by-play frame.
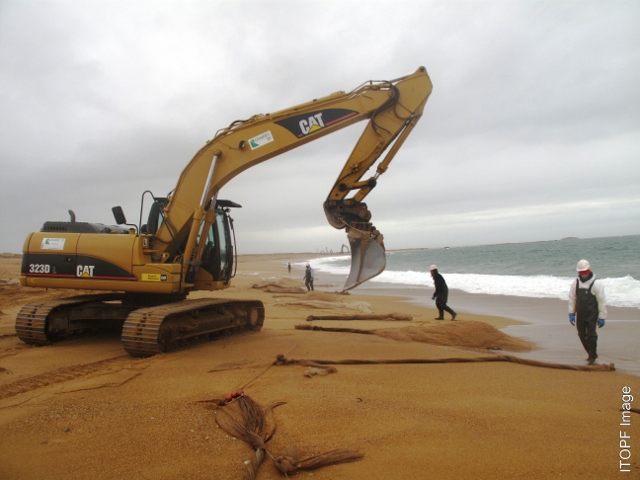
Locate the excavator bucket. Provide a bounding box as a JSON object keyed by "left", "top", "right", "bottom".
{"left": 343, "top": 227, "right": 386, "bottom": 291}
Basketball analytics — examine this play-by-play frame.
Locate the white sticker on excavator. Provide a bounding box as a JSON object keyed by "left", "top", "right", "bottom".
{"left": 249, "top": 130, "right": 274, "bottom": 150}
{"left": 41, "top": 238, "right": 66, "bottom": 250}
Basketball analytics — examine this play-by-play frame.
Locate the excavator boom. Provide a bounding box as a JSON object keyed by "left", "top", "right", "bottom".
{"left": 156, "top": 66, "right": 432, "bottom": 290}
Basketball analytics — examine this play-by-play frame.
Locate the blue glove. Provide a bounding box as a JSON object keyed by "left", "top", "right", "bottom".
{"left": 597, "top": 319, "right": 605, "bottom": 328}
{"left": 569, "top": 313, "right": 576, "bottom": 326}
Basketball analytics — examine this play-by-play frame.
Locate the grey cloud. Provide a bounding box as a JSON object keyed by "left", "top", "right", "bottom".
{"left": 1, "top": 0, "right": 638, "bottom": 254}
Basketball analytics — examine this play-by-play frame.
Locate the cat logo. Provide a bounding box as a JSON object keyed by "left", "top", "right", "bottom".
{"left": 76, "top": 265, "right": 95, "bottom": 278}
{"left": 299, "top": 113, "right": 325, "bottom": 135}
{"left": 275, "top": 108, "right": 358, "bottom": 138}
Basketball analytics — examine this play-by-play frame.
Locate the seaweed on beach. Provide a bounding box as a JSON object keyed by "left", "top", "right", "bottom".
{"left": 214, "top": 394, "right": 364, "bottom": 479}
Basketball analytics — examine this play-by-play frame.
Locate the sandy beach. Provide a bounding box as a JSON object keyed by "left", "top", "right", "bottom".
{"left": 0, "top": 253, "right": 638, "bottom": 479}
{"left": 348, "top": 281, "right": 640, "bottom": 377}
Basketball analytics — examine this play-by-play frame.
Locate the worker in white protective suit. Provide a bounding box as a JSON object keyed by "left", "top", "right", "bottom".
{"left": 568, "top": 259, "right": 607, "bottom": 365}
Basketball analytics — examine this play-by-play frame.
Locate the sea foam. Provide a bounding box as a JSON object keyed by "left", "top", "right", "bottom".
{"left": 303, "top": 257, "right": 640, "bottom": 309}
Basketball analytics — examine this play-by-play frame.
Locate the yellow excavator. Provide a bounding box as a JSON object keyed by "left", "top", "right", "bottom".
{"left": 17, "top": 66, "right": 433, "bottom": 356}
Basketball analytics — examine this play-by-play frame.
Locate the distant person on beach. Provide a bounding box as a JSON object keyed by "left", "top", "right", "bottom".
{"left": 287, "top": 262, "right": 291, "bottom": 274}
{"left": 303, "top": 263, "right": 314, "bottom": 291}
{"left": 430, "top": 265, "right": 457, "bottom": 320}
{"left": 568, "top": 259, "right": 607, "bottom": 365}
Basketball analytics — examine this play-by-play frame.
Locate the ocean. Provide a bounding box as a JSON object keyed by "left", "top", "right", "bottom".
{"left": 302, "top": 235, "right": 639, "bottom": 375}
{"left": 307, "top": 235, "right": 640, "bottom": 309}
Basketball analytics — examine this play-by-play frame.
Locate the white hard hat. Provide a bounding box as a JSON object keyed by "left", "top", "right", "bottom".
{"left": 430, "top": 264, "right": 438, "bottom": 271}
{"left": 576, "top": 259, "right": 590, "bottom": 272}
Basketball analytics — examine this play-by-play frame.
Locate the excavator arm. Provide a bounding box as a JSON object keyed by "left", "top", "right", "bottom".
{"left": 155, "top": 66, "right": 432, "bottom": 290}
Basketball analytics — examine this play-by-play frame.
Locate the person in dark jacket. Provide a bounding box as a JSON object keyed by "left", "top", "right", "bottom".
{"left": 568, "top": 259, "right": 607, "bottom": 365}
{"left": 303, "top": 263, "right": 314, "bottom": 291}
{"left": 430, "top": 265, "right": 456, "bottom": 320}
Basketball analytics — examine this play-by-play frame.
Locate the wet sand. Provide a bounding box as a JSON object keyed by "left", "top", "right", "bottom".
{"left": 350, "top": 282, "right": 640, "bottom": 376}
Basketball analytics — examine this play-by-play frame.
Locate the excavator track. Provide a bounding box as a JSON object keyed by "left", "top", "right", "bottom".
{"left": 121, "top": 298, "right": 265, "bottom": 356}
{"left": 16, "top": 295, "right": 265, "bottom": 356}
{"left": 15, "top": 294, "right": 126, "bottom": 345}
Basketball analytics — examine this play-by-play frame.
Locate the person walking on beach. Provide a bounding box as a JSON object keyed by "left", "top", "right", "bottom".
{"left": 430, "top": 265, "right": 456, "bottom": 320}
{"left": 568, "top": 259, "right": 607, "bottom": 365}
{"left": 303, "top": 263, "right": 314, "bottom": 291}
{"left": 287, "top": 262, "right": 291, "bottom": 274}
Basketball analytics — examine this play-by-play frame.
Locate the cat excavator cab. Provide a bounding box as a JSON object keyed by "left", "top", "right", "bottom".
{"left": 17, "top": 66, "right": 433, "bottom": 355}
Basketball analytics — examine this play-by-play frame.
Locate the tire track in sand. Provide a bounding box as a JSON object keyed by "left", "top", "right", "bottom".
{"left": 0, "top": 356, "right": 147, "bottom": 401}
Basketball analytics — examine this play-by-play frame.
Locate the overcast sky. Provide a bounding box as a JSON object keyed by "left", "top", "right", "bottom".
{"left": 1, "top": 0, "right": 638, "bottom": 255}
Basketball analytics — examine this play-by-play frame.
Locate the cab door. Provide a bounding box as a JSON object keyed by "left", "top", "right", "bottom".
{"left": 199, "top": 207, "right": 234, "bottom": 284}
